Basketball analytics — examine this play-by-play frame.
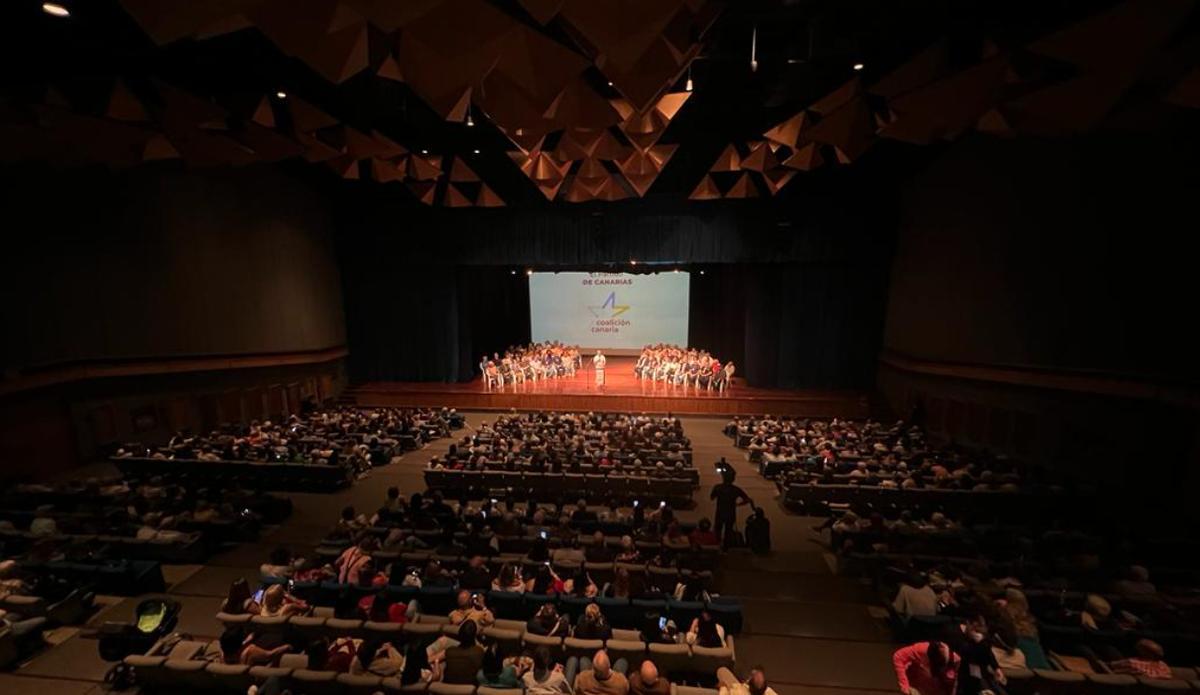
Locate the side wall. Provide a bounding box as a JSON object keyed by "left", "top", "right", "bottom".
{"left": 880, "top": 133, "right": 1200, "bottom": 499}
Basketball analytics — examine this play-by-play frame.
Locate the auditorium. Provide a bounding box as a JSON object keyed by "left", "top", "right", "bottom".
{"left": 2, "top": 1, "right": 1199, "bottom": 693}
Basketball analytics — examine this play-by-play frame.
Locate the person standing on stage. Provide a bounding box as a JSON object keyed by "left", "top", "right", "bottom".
{"left": 710, "top": 465, "right": 752, "bottom": 547}
{"left": 593, "top": 350, "right": 607, "bottom": 386}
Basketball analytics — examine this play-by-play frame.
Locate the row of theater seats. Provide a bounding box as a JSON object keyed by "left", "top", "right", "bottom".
{"left": 783, "top": 483, "right": 1088, "bottom": 520}
{"left": 254, "top": 580, "right": 743, "bottom": 634}
{"left": 1, "top": 527, "right": 206, "bottom": 564}
{"left": 126, "top": 651, "right": 724, "bottom": 695}
{"left": 424, "top": 471, "right": 695, "bottom": 506}
{"left": 999, "top": 665, "right": 1200, "bottom": 693}
{"left": 310, "top": 547, "right": 722, "bottom": 579}
{"left": 213, "top": 612, "right": 735, "bottom": 679}
{"left": 113, "top": 457, "right": 355, "bottom": 492}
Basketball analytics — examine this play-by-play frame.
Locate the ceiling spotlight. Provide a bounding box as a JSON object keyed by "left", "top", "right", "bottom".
{"left": 473, "top": 149, "right": 480, "bottom": 154}
{"left": 853, "top": 62, "right": 864, "bottom": 71}
{"left": 607, "top": 81, "right": 613, "bottom": 87}
{"left": 466, "top": 104, "right": 474, "bottom": 127}
{"left": 673, "top": 269, "right": 680, "bottom": 273}
{"left": 699, "top": 270, "right": 706, "bottom": 275}
{"left": 630, "top": 260, "right": 638, "bottom": 266}
{"left": 510, "top": 270, "right": 516, "bottom": 275}
{"left": 421, "top": 149, "right": 428, "bottom": 154}
{"left": 275, "top": 90, "right": 287, "bottom": 99}
{"left": 526, "top": 269, "right": 533, "bottom": 276}
{"left": 750, "top": 25, "right": 758, "bottom": 72}
{"left": 42, "top": 2, "right": 69, "bottom": 17}
{"left": 685, "top": 65, "right": 693, "bottom": 92}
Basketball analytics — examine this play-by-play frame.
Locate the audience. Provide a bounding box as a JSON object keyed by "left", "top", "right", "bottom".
{"left": 892, "top": 641, "right": 959, "bottom": 695}
{"left": 571, "top": 649, "right": 629, "bottom": 695}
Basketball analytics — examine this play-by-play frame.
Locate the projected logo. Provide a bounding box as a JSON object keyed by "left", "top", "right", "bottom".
{"left": 588, "top": 291, "right": 630, "bottom": 318}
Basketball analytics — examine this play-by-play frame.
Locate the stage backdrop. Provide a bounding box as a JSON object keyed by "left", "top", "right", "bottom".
{"left": 338, "top": 194, "right": 894, "bottom": 390}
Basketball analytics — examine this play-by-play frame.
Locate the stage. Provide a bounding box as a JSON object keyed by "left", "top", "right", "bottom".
{"left": 345, "top": 357, "right": 869, "bottom": 417}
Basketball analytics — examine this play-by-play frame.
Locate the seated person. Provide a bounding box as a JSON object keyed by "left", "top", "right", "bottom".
{"left": 219, "top": 625, "right": 290, "bottom": 667}
{"left": 1112, "top": 565, "right": 1158, "bottom": 601}
{"left": 585, "top": 531, "right": 615, "bottom": 563}
{"left": 574, "top": 602, "right": 613, "bottom": 640}
{"left": 686, "top": 609, "right": 726, "bottom": 648}
{"left": 437, "top": 621, "right": 486, "bottom": 684}
{"left": 449, "top": 589, "right": 495, "bottom": 628}
{"left": 259, "top": 584, "right": 308, "bottom": 618}
{"left": 1108, "top": 639, "right": 1172, "bottom": 680}
{"left": 476, "top": 637, "right": 526, "bottom": 687}
{"left": 351, "top": 639, "right": 406, "bottom": 677}
{"left": 688, "top": 519, "right": 720, "bottom": 547}
{"left": 892, "top": 573, "right": 939, "bottom": 618}
{"left": 523, "top": 646, "right": 572, "bottom": 695}
{"left": 552, "top": 538, "right": 586, "bottom": 565}
{"left": 492, "top": 563, "right": 526, "bottom": 593}
{"left": 260, "top": 547, "right": 296, "bottom": 579}
{"left": 570, "top": 649, "right": 629, "bottom": 695}
{"left": 527, "top": 603, "right": 569, "bottom": 636}
{"left": 459, "top": 555, "right": 494, "bottom": 591}
{"left": 629, "top": 660, "right": 670, "bottom": 695}
{"left": 221, "top": 578, "right": 260, "bottom": 615}
{"left": 716, "top": 665, "right": 779, "bottom": 695}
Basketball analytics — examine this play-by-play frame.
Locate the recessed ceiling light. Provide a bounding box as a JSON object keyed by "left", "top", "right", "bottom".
{"left": 853, "top": 63, "right": 864, "bottom": 71}
{"left": 275, "top": 90, "right": 287, "bottom": 99}
{"left": 526, "top": 269, "right": 533, "bottom": 276}
{"left": 630, "top": 260, "right": 638, "bottom": 266}
{"left": 510, "top": 270, "right": 516, "bottom": 275}
{"left": 42, "top": 2, "right": 69, "bottom": 17}
{"left": 473, "top": 149, "right": 480, "bottom": 154}
{"left": 607, "top": 81, "right": 613, "bottom": 87}
{"left": 421, "top": 149, "right": 428, "bottom": 154}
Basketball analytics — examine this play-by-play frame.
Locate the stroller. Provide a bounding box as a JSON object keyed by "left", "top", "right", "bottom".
{"left": 98, "top": 598, "right": 182, "bottom": 662}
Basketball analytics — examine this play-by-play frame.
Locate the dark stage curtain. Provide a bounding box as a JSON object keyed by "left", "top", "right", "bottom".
{"left": 342, "top": 265, "right": 530, "bottom": 383}
{"left": 338, "top": 197, "right": 893, "bottom": 388}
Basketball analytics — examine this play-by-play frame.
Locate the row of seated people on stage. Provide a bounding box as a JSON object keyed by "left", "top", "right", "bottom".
{"left": 112, "top": 406, "right": 458, "bottom": 473}
{"left": 634, "top": 345, "right": 736, "bottom": 391}
{"left": 481, "top": 341, "right": 583, "bottom": 388}
{"left": 727, "top": 416, "right": 1048, "bottom": 493}
{"left": 429, "top": 411, "right": 693, "bottom": 472}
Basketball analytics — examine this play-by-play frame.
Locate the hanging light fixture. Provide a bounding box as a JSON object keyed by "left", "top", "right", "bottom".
{"left": 466, "top": 103, "right": 474, "bottom": 127}
{"left": 685, "top": 65, "right": 693, "bottom": 92}
{"left": 750, "top": 25, "right": 758, "bottom": 72}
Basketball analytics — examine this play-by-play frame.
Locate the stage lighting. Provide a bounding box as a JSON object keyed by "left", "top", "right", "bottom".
{"left": 42, "top": 3, "right": 69, "bottom": 17}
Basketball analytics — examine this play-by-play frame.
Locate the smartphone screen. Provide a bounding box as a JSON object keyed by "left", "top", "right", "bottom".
{"left": 252, "top": 588, "right": 265, "bottom": 603}
{"left": 658, "top": 617, "right": 667, "bottom": 630}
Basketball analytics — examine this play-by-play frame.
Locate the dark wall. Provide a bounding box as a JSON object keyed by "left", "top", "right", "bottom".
{"left": 338, "top": 193, "right": 895, "bottom": 388}
{"left": 884, "top": 133, "right": 1200, "bottom": 384}
{"left": 1, "top": 163, "right": 346, "bottom": 373}
{"left": 880, "top": 131, "right": 1200, "bottom": 496}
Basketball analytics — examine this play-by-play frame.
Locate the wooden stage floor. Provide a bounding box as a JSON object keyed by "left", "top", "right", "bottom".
{"left": 347, "top": 357, "right": 869, "bottom": 417}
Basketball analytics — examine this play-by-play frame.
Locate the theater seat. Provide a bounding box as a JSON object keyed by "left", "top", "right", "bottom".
{"left": 565, "top": 637, "right": 604, "bottom": 657}
{"left": 1000, "top": 667, "right": 1036, "bottom": 695}
{"left": 522, "top": 633, "right": 563, "bottom": 651}
{"left": 123, "top": 655, "right": 169, "bottom": 688}
{"left": 429, "top": 683, "right": 477, "bottom": 695}
{"left": 1033, "top": 668, "right": 1087, "bottom": 694}
{"left": 248, "top": 665, "right": 293, "bottom": 681}
{"left": 691, "top": 643, "right": 735, "bottom": 674}
{"left": 279, "top": 654, "right": 309, "bottom": 669}
{"left": 164, "top": 658, "right": 210, "bottom": 689}
{"left": 483, "top": 627, "right": 523, "bottom": 654}
{"left": 605, "top": 639, "right": 647, "bottom": 667}
{"left": 648, "top": 643, "right": 692, "bottom": 678}
{"left": 205, "top": 662, "right": 253, "bottom": 692}
{"left": 1137, "top": 677, "right": 1192, "bottom": 691}
{"left": 290, "top": 615, "right": 328, "bottom": 639}
{"left": 673, "top": 686, "right": 719, "bottom": 695}
{"left": 1082, "top": 672, "right": 1138, "bottom": 693}
{"left": 477, "top": 688, "right": 523, "bottom": 695}
{"left": 337, "top": 672, "right": 388, "bottom": 695}
{"left": 292, "top": 669, "right": 341, "bottom": 695}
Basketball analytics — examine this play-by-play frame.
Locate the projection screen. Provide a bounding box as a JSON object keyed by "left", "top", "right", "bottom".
{"left": 529, "top": 272, "right": 689, "bottom": 352}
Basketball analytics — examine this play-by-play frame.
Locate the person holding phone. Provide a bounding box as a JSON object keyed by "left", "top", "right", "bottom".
{"left": 449, "top": 589, "right": 495, "bottom": 628}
